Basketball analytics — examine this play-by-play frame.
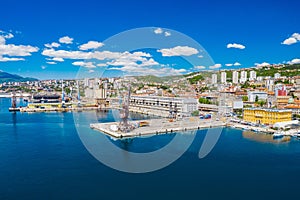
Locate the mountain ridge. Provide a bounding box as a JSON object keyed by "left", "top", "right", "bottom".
{"left": 0, "top": 71, "right": 38, "bottom": 83}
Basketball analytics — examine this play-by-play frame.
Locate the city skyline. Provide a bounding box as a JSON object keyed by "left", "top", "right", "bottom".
{"left": 0, "top": 0, "right": 300, "bottom": 80}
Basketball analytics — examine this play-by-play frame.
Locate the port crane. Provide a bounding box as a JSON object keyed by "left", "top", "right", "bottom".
{"left": 118, "top": 84, "right": 134, "bottom": 132}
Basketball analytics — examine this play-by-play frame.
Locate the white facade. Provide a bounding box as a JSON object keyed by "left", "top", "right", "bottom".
{"left": 257, "top": 76, "right": 263, "bottom": 82}
{"left": 130, "top": 96, "right": 198, "bottom": 117}
{"left": 221, "top": 72, "right": 227, "bottom": 84}
{"left": 85, "top": 88, "right": 107, "bottom": 99}
{"left": 249, "top": 71, "right": 257, "bottom": 81}
{"left": 212, "top": 74, "right": 218, "bottom": 84}
{"left": 266, "top": 79, "right": 274, "bottom": 91}
{"left": 274, "top": 73, "right": 281, "bottom": 79}
{"left": 240, "top": 71, "right": 247, "bottom": 83}
{"left": 233, "top": 101, "right": 244, "bottom": 109}
{"left": 248, "top": 91, "right": 268, "bottom": 102}
{"left": 232, "top": 71, "right": 239, "bottom": 84}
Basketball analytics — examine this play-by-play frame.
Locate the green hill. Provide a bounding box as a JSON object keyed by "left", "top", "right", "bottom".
{"left": 0, "top": 71, "right": 38, "bottom": 83}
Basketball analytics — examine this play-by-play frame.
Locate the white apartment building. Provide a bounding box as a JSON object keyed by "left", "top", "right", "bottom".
{"left": 266, "top": 79, "right": 274, "bottom": 91}
{"left": 240, "top": 71, "right": 247, "bottom": 83}
{"left": 221, "top": 72, "right": 227, "bottom": 84}
{"left": 232, "top": 71, "right": 239, "bottom": 84}
{"left": 212, "top": 74, "right": 218, "bottom": 84}
{"left": 249, "top": 71, "right": 257, "bottom": 81}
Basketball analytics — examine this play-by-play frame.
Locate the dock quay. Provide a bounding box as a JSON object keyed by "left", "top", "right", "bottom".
{"left": 90, "top": 117, "right": 226, "bottom": 139}
{"left": 14, "top": 106, "right": 111, "bottom": 113}
{"left": 228, "top": 122, "right": 300, "bottom": 137}
{"left": 228, "top": 122, "right": 276, "bottom": 134}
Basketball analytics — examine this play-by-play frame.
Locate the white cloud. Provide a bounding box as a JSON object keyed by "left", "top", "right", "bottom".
{"left": 41, "top": 66, "right": 47, "bottom": 70}
{"left": 154, "top": 28, "right": 163, "bottom": 34}
{"left": 164, "top": 31, "right": 171, "bottom": 37}
{"left": 158, "top": 46, "right": 199, "bottom": 57}
{"left": 194, "top": 65, "right": 206, "bottom": 69}
{"left": 255, "top": 62, "right": 270, "bottom": 67}
{"left": 107, "top": 56, "right": 158, "bottom": 68}
{"left": 0, "top": 31, "right": 38, "bottom": 62}
{"left": 292, "top": 33, "right": 300, "bottom": 40}
{"left": 233, "top": 62, "right": 241, "bottom": 66}
{"left": 42, "top": 49, "right": 92, "bottom": 60}
{"left": 198, "top": 55, "right": 204, "bottom": 58}
{"left": 282, "top": 37, "right": 297, "bottom": 45}
{"left": 52, "top": 57, "right": 64, "bottom": 62}
{"left": 97, "top": 63, "right": 108, "bottom": 67}
{"left": 72, "top": 61, "right": 96, "bottom": 68}
{"left": 4, "top": 33, "right": 14, "bottom": 39}
{"left": 175, "top": 68, "right": 186, "bottom": 73}
{"left": 0, "top": 44, "right": 39, "bottom": 57}
{"left": 45, "top": 42, "right": 60, "bottom": 48}
{"left": 42, "top": 48, "right": 152, "bottom": 63}
{"left": 46, "top": 61, "right": 56, "bottom": 65}
{"left": 59, "top": 36, "right": 73, "bottom": 44}
{"left": 0, "top": 30, "right": 14, "bottom": 39}
{"left": 282, "top": 33, "right": 300, "bottom": 45}
{"left": 0, "top": 36, "right": 5, "bottom": 45}
{"left": 110, "top": 65, "right": 185, "bottom": 76}
{"left": 154, "top": 28, "right": 171, "bottom": 37}
{"left": 88, "top": 69, "right": 95, "bottom": 73}
{"left": 287, "top": 58, "right": 300, "bottom": 64}
{"left": 209, "top": 64, "right": 222, "bottom": 69}
{"left": 79, "top": 41, "right": 104, "bottom": 50}
{"left": 227, "top": 43, "right": 246, "bottom": 49}
{"left": 226, "top": 62, "right": 241, "bottom": 67}
{"left": 0, "top": 56, "right": 25, "bottom": 62}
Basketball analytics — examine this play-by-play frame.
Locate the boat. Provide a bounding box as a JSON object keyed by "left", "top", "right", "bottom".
{"left": 273, "top": 131, "right": 284, "bottom": 139}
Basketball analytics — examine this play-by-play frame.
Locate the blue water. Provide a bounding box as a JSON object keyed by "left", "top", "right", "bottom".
{"left": 1, "top": 97, "right": 300, "bottom": 199}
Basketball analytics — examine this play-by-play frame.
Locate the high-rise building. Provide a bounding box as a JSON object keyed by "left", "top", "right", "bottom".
{"left": 221, "top": 72, "right": 227, "bottom": 84}
{"left": 266, "top": 79, "right": 274, "bottom": 91}
{"left": 249, "top": 71, "right": 257, "bottom": 81}
{"left": 232, "top": 71, "right": 239, "bottom": 84}
{"left": 240, "top": 71, "right": 247, "bottom": 83}
{"left": 211, "top": 74, "right": 218, "bottom": 84}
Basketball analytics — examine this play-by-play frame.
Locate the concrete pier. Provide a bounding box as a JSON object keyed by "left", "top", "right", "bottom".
{"left": 90, "top": 117, "right": 226, "bottom": 139}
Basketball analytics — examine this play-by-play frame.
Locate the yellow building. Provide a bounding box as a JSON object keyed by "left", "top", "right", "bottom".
{"left": 243, "top": 108, "right": 292, "bottom": 125}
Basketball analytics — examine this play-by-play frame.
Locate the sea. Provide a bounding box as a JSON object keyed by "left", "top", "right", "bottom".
{"left": 1, "top": 97, "right": 300, "bottom": 200}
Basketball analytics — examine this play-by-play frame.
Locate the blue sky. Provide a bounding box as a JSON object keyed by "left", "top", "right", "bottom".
{"left": 0, "top": 0, "right": 299, "bottom": 79}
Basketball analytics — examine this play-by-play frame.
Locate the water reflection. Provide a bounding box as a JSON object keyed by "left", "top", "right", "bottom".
{"left": 11, "top": 112, "right": 17, "bottom": 125}
{"left": 242, "top": 131, "right": 291, "bottom": 144}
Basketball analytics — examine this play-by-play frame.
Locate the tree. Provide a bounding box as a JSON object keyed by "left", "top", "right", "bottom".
{"left": 242, "top": 96, "right": 248, "bottom": 102}
{"left": 65, "top": 87, "right": 71, "bottom": 95}
{"left": 191, "top": 110, "right": 199, "bottom": 116}
{"left": 198, "top": 97, "right": 212, "bottom": 104}
{"left": 291, "top": 93, "right": 295, "bottom": 99}
{"left": 257, "top": 100, "right": 266, "bottom": 107}
{"left": 255, "top": 95, "right": 259, "bottom": 102}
